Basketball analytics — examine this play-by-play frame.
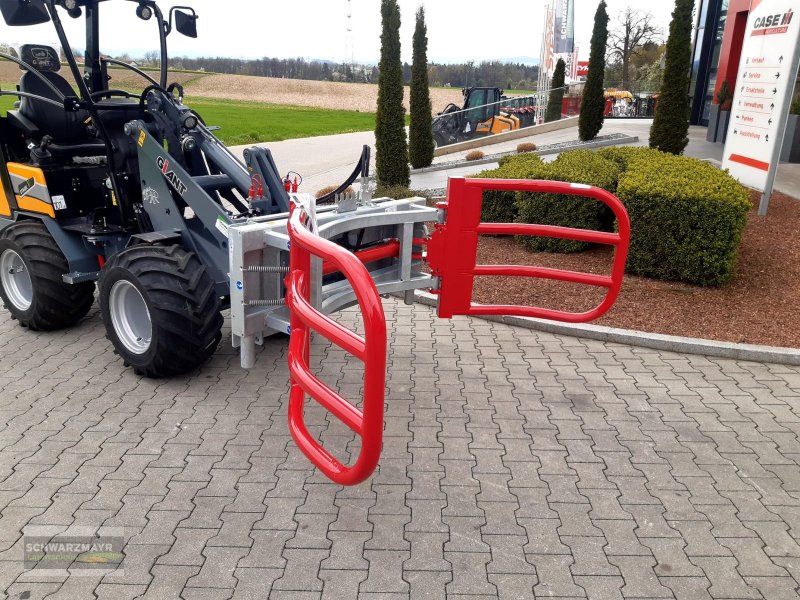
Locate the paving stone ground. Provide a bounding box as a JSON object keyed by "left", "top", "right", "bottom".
{"left": 1, "top": 298, "right": 800, "bottom": 599}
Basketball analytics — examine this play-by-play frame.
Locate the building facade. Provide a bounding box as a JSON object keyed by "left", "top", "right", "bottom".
{"left": 691, "top": 0, "right": 799, "bottom": 126}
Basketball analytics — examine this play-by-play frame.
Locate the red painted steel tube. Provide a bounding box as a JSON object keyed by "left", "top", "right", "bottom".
{"left": 289, "top": 278, "right": 367, "bottom": 359}
{"left": 472, "top": 265, "right": 613, "bottom": 288}
{"left": 322, "top": 240, "right": 400, "bottom": 276}
{"left": 477, "top": 223, "right": 621, "bottom": 245}
{"left": 286, "top": 203, "right": 388, "bottom": 486}
{"left": 430, "top": 177, "right": 630, "bottom": 322}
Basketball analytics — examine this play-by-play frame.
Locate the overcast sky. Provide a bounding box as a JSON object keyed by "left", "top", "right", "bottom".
{"left": 1, "top": 1, "right": 679, "bottom": 64}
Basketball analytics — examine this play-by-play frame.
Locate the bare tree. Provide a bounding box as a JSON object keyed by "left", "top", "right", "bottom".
{"left": 609, "top": 8, "right": 661, "bottom": 91}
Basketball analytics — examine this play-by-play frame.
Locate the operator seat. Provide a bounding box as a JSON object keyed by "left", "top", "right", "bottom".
{"left": 17, "top": 45, "right": 91, "bottom": 142}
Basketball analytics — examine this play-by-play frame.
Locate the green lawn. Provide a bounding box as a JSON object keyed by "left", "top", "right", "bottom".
{"left": 188, "top": 98, "right": 377, "bottom": 145}
{"left": 0, "top": 94, "right": 377, "bottom": 145}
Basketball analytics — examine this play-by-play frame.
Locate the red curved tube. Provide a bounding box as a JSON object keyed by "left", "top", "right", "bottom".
{"left": 428, "top": 177, "right": 630, "bottom": 322}
{"left": 285, "top": 203, "right": 387, "bottom": 486}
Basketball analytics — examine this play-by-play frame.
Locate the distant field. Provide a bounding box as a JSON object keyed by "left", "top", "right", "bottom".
{"left": 182, "top": 73, "right": 463, "bottom": 114}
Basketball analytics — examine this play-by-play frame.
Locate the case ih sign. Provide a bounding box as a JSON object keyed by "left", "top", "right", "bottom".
{"left": 722, "top": 0, "right": 800, "bottom": 214}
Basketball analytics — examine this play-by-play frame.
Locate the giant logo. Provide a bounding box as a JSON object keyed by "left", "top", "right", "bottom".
{"left": 156, "top": 156, "right": 188, "bottom": 196}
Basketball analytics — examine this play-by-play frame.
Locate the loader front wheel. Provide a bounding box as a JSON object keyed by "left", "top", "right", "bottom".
{"left": 0, "top": 221, "right": 95, "bottom": 330}
{"left": 99, "top": 245, "right": 223, "bottom": 378}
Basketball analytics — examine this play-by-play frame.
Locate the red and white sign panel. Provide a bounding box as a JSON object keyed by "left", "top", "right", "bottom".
{"left": 722, "top": 1, "right": 799, "bottom": 191}
{"left": 576, "top": 61, "right": 589, "bottom": 78}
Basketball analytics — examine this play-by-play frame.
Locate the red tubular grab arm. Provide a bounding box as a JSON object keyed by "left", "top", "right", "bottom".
{"left": 286, "top": 203, "right": 387, "bottom": 486}
{"left": 427, "top": 177, "right": 631, "bottom": 322}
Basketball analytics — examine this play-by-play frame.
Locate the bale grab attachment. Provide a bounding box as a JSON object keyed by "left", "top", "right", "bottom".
{"left": 275, "top": 177, "right": 630, "bottom": 485}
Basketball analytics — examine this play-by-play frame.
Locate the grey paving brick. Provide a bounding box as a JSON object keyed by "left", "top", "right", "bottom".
{"left": 232, "top": 567, "right": 283, "bottom": 599}
{"left": 529, "top": 554, "right": 585, "bottom": 597}
{"left": 658, "top": 576, "right": 713, "bottom": 600}
{"left": 404, "top": 570, "right": 451, "bottom": 600}
{"left": 0, "top": 300, "right": 799, "bottom": 600}
{"left": 361, "top": 549, "right": 410, "bottom": 594}
{"left": 691, "top": 557, "right": 762, "bottom": 599}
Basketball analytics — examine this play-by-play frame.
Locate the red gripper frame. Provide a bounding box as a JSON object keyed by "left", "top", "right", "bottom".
{"left": 427, "top": 177, "right": 631, "bottom": 322}
{"left": 285, "top": 202, "right": 387, "bottom": 486}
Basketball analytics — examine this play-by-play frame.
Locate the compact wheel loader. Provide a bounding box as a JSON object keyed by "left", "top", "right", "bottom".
{"left": 0, "top": 0, "right": 631, "bottom": 484}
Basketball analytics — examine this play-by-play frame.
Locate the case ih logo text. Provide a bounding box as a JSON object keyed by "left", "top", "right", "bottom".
{"left": 156, "top": 157, "right": 187, "bottom": 196}
{"left": 752, "top": 9, "right": 793, "bottom": 35}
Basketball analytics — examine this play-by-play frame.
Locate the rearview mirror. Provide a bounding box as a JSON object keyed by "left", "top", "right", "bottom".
{"left": 174, "top": 9, "right": 197, "bottom": 38}
{"left": 0, "top": 0, "right": 50, "bottom": 26}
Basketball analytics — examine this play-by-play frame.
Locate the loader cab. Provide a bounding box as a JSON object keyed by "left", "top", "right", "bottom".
{"left": 0, "top": 0, "right": 200, "bottom": 230}
{"left": 432, "top": 87, "right": 508, "bottom": 147}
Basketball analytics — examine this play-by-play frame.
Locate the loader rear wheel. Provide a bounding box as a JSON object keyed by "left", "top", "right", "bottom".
{"left": 0, "top": 221, "right": 95, "bottom": 330}
{"left": 98, "top": 244, "right": 223, "bottom": 378}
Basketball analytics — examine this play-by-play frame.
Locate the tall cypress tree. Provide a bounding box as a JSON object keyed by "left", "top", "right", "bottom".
{"left": 409, "top": 6, "right": 434, "bottom": 169}
{"left": 375, "top": 0, "right": 410, "bottom": 187}
{"left": 579, "top": 1, "right": 609, "bottom": 141}
{"left": 545, "top": 59, "right": 567, "bottom": 123}
{"left": 649, "top": 0, "right": 694, "bottom": 154}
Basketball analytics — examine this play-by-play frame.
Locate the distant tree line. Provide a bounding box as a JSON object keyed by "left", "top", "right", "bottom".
{"left": 425, "top": 61, "right": 539, "bottom": 90}
{"left": 147, "top": 54, "right": 540, "bottom": 90}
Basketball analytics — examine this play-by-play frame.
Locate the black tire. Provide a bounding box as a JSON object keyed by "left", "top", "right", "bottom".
{"left": 0, "top": 221, "right": 95, "bottom": 330}
{"left": 98, "top": 244, "right": 223, "bottom": 378}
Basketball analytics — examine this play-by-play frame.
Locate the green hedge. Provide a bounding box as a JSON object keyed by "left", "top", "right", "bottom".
{"left": 616, "top": 153, "right": 751, "bottom": 285}
{"left": 474, "top": 154, "right": 545, "bottom": 224}
{"left": 596, "top": 146, "right": 665, "bottom": 171}
{"left": 515, "top": 150, "right": 621, "bottom": 253}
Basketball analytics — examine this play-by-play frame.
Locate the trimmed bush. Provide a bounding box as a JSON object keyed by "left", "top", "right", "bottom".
{"left": 315, "top": 185, "right": 354, "bottom": 199}
{"left": 515, "top": 150, "right": 621, "bottom": 253}
{"left": 465, "top": 150, "right": 485, "bottom": 161}
{"left": 517, "top": 142, "right": 538, "bottom": 153}
{"left": 617, "top": 153, "right": 751, "bottom": 285}
{"left": 375, "top": 184, "right": 422, "bottom": 200}
{"left": 474, "top": 154, "right": 546, "bottom": 224}
{"left": 596, "top": 146, "right": 665, "bottom": 171}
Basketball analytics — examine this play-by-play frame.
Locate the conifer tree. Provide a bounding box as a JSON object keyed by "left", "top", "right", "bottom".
{"left": 375, "top": 0, "right": 410, "bottom": 187}
{"left": 409, "top": 6, "right": 434, "bottom": 169}
{"left": 649, "top": 0, "right": 695, "bottom": 154}
{"left": 579, "top": 1, "right": 609, "bottom": 141}
{"left": 545, "top": 59, "right": 567, "bottom": 123}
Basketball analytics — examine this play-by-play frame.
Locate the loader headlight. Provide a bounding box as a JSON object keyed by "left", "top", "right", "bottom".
{"left": 182, "top": 114, "right": 198, "bottom": 130}
{"left": 64, "top": 0, "right": 82, "bottom": 18}
{"left": 136, "top": 4, "right": 153, "bottom": 21}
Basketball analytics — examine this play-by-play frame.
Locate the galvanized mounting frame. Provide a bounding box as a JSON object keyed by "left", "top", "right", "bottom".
{"left": 228, "top": 193, "right": 438, "bottom": 369}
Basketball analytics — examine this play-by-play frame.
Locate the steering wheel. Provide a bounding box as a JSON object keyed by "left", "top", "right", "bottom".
{"left": 90, "top": 89, "right": 140, "bottom": 101}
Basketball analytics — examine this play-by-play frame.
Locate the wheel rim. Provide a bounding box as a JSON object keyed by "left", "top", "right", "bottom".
{"left": 1, "top": 249, "right": 33, "bottom": 311}
{"left": 109, "top": 280, "right": 152, "bottom": 355}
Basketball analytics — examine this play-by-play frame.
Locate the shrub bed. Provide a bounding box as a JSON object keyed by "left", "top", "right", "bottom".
{"left": 470, "top": 146, "right": 750, "bottom": 285}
